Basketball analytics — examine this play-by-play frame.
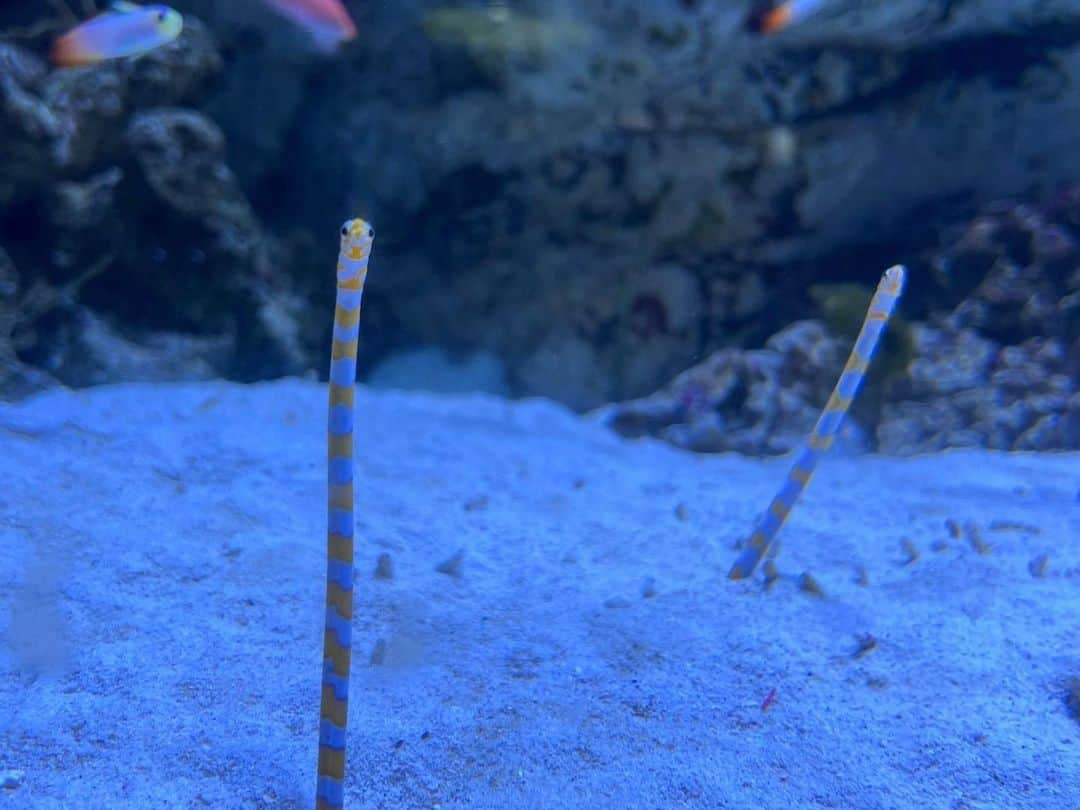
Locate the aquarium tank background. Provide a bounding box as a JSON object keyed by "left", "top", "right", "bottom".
{"left": 1, "top": 1, "right": 1078, "bottom": 807}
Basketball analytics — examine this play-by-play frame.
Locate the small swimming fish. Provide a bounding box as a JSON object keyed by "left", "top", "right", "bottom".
{"left": 50, "top": 2, "right": 183, "bottom": 68}
{"left": 746, "top": 0, "right": 825, "bottom": 35}
{"left": 261, "top": 0, "right": 358, "bottom": 52}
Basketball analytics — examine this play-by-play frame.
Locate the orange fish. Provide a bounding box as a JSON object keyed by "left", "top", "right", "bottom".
{"left": 262, "top": 0, "right": 357, "bottom": 51}
{"left": 747, "top": 0, "right": 825, "bottom": 34}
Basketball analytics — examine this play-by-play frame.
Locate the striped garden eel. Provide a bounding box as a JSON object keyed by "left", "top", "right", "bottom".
{"left": 729, "top": 264, "right": 907, "bottom": 580}
{"left": 318, "top": 217, "right": 374, "bottom": 809}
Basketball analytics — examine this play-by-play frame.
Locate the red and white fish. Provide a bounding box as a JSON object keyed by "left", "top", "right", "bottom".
{"left": 50, "top": 2, "right": 183, "bottom": 68}
{"left": 746, "top": 0, "right": 826, "bottom": 35}
{"left": 261, "top": 0, "right": 358, "bottom": 52}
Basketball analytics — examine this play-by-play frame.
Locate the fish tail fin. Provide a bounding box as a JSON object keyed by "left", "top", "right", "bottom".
{"left": 309, "top": 22, "right": 352, "bottom": 53}
{"left": 759, "top": 5, "right": 793, "bottom": 34}
{"left": 747, "top": 3, "right": 793, "bottom": 34}
{"left": 50, "top": 31, "right": 98, "bottom": 67}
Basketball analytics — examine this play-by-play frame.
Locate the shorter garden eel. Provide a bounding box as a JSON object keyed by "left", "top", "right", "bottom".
{"left": 729, "top": 264, "right": 907, "bottom": 580}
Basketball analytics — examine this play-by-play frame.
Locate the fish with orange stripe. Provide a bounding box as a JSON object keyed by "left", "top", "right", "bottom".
{"left": 261, "top": 0, "right": 358, "bottom": 51}
{"left": 50, "top": 1, "right": 182, "bottom": 67}
{"left": 746, "top": 0, "right": 826, "bottom": 34}
{"left": 317, "top": 217, "right": 374, "bottom": 809}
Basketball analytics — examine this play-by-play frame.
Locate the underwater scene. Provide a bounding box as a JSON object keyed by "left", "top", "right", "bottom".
{"left": 1, "top": 0, "right": 1079, "bottom": 807}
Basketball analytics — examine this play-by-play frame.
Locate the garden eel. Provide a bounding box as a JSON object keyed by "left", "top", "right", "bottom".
{"left": 318, "top": 217, "right": 374, "bottom": 810}
{"left": 729, "top": 264, "right": 907, "bottom": 580}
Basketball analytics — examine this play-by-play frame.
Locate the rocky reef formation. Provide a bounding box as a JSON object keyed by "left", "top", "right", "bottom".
{"left": 1, "top": 1, "right": 1078, "bottom": 451}
{"left": 604, "top": 319, "right": 851, "bottom": 455}
{"left": 0, "top": 14, "right": 305, "bottom": 395}
{"left": 878, "top": 193, "right": 1080, "bottom": 452}
{"left": 609, "top": 189, "right": 1080, "bottom": 453}
{"left": 877, "top": 325, "right": 1078, "bottom": 453}
{"left": 270, "top": 0, "right": 1080, "bottom": 409}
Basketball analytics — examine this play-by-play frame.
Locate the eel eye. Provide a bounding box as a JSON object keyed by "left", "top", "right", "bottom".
{"left": 158, "top": 11, "right": 167, "bottom": 23}
{"left": 341, "top": 225, "right": 349, "bottom": 236}
{"left": 366, "top": 228, "right": 373, "bottom": 238}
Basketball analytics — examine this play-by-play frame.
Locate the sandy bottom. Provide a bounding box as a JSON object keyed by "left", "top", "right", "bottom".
{"left": 1, "top": 380, "right": 1078, "bottom": 808}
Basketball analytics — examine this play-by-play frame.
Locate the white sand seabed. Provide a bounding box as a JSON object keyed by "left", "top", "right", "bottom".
{"left": 0, "top": 380, "right": 1077, "bottom": 808}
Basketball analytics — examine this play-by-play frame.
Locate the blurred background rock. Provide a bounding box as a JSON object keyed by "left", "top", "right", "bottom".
{"left": 1, "top": 0, "right": 1077, "bottom": 451}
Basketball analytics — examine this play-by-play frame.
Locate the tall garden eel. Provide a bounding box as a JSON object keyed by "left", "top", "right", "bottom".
{"left": 318, "top": 217, "right": 374, "bottom": 809}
